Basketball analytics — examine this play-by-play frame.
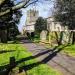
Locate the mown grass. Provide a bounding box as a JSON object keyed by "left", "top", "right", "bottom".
{"left": 62, "top": 44, "right": 75, "bottom": 57}
{"left": 0, "top": 44, "right": 62, "bottom": 75}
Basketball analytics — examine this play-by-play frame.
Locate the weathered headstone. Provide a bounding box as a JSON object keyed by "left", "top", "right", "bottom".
{"left": 61, "top": 31, "right": 73, "bottom": 44}
{"left": 40, "top": 30, "right": 47, "bottom": 42}
{"left": 49, "top": 31, "right": 58, "bottom": 46}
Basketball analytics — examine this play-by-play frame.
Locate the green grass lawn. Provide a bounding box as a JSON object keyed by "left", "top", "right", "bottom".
{"left": 0, "top": 44, "right": 62, "bottom": 75}
{"left": 44, "top": 44, "right": 75, "bottom": 57}
{"left": 61, "top": 44, "right": 75, "bottom": 57}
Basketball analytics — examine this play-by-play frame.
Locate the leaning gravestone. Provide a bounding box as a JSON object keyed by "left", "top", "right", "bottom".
{"left": 40, "top": 30, "right": 47, "bottom": 42}
{"left": 62, "top": 31, "right": 72, "bottom": 44}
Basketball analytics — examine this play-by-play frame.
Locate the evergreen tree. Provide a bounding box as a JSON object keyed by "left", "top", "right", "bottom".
{"left": 54, "top": 0, "right": 75, "bottom": 44}
{"left": 35, "top": 17, "right": 47, "bottom": 33}
{"left": 0, "top": 0, "right": 21, "bottom": 43}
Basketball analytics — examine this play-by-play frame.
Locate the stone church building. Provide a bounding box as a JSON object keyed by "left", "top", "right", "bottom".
{"left": 46, "top": 17, "right": 68, "bottom": 31}
{"left": 22, "top": 9, "right": 68, "bottom": 35}
{"left": 22, "top": 9, "right": 74, "bottom": 45}
{"left": 22, "top": 9, "right": 39, "bottom": 35}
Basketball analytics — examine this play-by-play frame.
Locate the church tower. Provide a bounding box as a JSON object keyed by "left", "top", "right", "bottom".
{"left": 26, "top": 9, "right": 39, "bottom": 25}
{"left": 25, "top": 9, "right": 39, "bottom": 33}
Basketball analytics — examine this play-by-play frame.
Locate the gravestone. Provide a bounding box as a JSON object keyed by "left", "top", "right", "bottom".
{"left": 49, "top": 31, "right": 59, "bottom": 46}
{"left": 62, "top": 31, "right": 72, "bottom": 44}
{"left": 40, "top": 30, "right": 47, "bottom": 42}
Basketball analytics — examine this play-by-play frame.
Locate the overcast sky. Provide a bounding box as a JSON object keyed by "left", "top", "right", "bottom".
{"left": 18, "top": 1, "right": 54, "bottom": 32}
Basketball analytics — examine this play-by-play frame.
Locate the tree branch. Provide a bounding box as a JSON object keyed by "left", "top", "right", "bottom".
{"left": 23, "top": 0, "right": 38, "bottom": 8}
{"left": 0, "top": 0, "right": 38, "bottom": 16}
{"left": 0, "top": 0, "right": 6, "bottom": 5}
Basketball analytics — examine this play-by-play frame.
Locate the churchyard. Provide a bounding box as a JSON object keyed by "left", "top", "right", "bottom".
{"left": 0, "top": 0, "right": 75, "bottom": 75}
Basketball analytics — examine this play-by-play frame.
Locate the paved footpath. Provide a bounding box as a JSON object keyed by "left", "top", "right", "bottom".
{"left": 21, "top": 40, "right": 75, "bottom": 75}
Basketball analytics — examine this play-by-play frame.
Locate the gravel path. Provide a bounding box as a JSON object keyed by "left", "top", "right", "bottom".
{"left": 22, "top": 39, "right": 75, "bottom": 75}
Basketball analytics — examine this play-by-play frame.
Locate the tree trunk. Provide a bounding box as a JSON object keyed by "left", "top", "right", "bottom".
{"left": 1, "top": 30, "right": 7, "bottom": 43}
{"left": 68, "top": 31, "right": 75, "bottom": 44}
{"left": 54, "top": 31, "right": 63, "bottom": 45}
{"left": 72, "top": 31, "right": 75, "bottom": 44}
{"left": 0, "top": 30, "right": 1, "bottom": 42}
